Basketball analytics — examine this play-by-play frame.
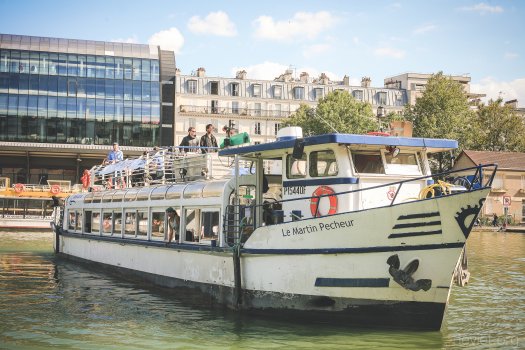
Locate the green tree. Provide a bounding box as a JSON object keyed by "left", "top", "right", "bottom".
{"left": 283, "top": 90, "right": 377, "bottom": 135}
{"left": 403, "top": 72, "right": 476, "bottom": 171}
{"left": 404, "top": 72, "right": 475, "bottom": 148}
{"left": 469, "top": 99, "right": 525, "bottom": 152}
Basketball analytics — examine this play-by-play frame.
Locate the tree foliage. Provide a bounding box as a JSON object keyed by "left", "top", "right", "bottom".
{"left": 404, "top": 72, "right": 475, "bottom": 150}
{"left": 283, "top": 90, "right": 377, "bottom": 135}
{"left": 469, "top": 99, "right": 525, "bottom": 152}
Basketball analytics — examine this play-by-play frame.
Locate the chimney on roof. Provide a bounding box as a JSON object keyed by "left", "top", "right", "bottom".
{"left": 361, "top": 77, "right": 371, "bottom": 88}
{"left": 343, "top": 75, "right": 350, "bottom": 86}
{"left": 319, "top": 73, "right": 330, "bottom": 85}
{"left": 196, "top": 67, "right": 206, "bottom": 78}
{"left": 175, "top": 68, "right": 180, "bottom": 75}
{"left": 236, "top": 70, "right": 247, "bottom": 79}
{"left": 299, "top": 72, "right": 309, "bottom": 83}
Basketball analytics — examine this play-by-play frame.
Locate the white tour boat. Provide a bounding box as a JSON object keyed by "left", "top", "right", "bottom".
{"left": 51, "top": 127, "right": 496, "bottom": 330}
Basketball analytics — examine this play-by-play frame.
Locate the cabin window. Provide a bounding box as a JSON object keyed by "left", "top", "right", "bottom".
{"left": 76, "top": 211, "right": 83, "bottom": 231}
{"left": 309, "top": 150, "right": 338, "bottom": 177}
{"left": 352, "top": 152, "right": 385, "bottom": 174}
{"left": 137, "top": 211, "right": 148, "bottom": 238}
{"left": 68, "top": 210, "right": 76, "bottom": 231}
{"left": 124, "top": 211, "right": 137, "bottom": 236}
{"left": 84, "top": 210, "right": 92, "bottom": 233}
{"left": 91, "top": 211, "right": 101, "bottom": 233}
{"left": 384, "top": 152, "right": 421, "bottom": 175}
{"left": 113, "top": 211, "right": 122, "bottom": 236}
{"left": 102, "top": 211, "right": 113, "bottom": 235}
{"left": 184, "top": 209, "right": 198, "bottom": 242}
{"left": 286, "top": 154, "right": 307, "bottom": 179}
{"left": 151, "top": 212, "right": 165, "bottom": 241}
{"left": 201, "top": 210, "right": 220, "bottom": 241}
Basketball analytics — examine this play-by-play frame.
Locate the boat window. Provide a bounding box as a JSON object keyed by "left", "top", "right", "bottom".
{"left": 92, "top": 211, "right": 101, "bottom": 233}
{"left": 150, "top": 186, "right": 168, "bottom": 200}
{"left": 151, "top": 212, "right": 165, "bottom": 241}
{"left": 286, "top": 154, "right": 306, "bottom": 179}
{"left": 84, "top": 210, "right": 92, "bottom": 233}
{"left": 68, "top": 210, "right": 76, "bottom": 231}
{"left": 309, "top": 150, "right": 338, "bottom": 177}
{"left": 384, "top": 152, "right": 421, "bottom": 175}
{"left": 102, "top": 211, "right": 113, "bottom": 235}
{"left": 124, "top": 188, "right": 140, "bottom": 202}
{"left": 352, "top": 152, "right": 385, "bottom": 174}
{"left": 137, "top": 211, "right": 148, "bottom": 238}
{"left": 201, "top": 210, "right": 219, "bottom": 241}
{"left": 113, "top": 211, "right": 122, "bottom": 236}
{"left": 92, "top": 191, "right": 104, "bottom": 203}
{"left": 184, "top": 209, "right": 198, "bottom": 242}
{"left": 76, "top": 211, "right": 83, "bottom": 231}
{"left": 102, "top": 190, "right": 116, "bottom": 203}
{"left": 84, "top": 192, "right": 94, "bottom": 203}
{"left": 111, "top": 190, "right": 125, "bottom": 202}
{"left": 136, "top": 187, "right": 151, "bottom": 201}
{"left": 124, "top": 211, "right": 137, "bottom": 237}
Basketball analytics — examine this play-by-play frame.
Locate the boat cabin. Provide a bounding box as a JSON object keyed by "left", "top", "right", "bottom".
{"left": 63, "top": 127, "right": 458, "bottom": 248}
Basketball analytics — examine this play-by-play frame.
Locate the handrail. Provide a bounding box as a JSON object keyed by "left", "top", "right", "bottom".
{"left": 228, "top": 163, "right": 498, "bottom": 227}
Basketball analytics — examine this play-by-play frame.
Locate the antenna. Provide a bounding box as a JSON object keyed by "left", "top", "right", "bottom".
{"left": 309, "top": 109, "right": 339, "bottom": 133}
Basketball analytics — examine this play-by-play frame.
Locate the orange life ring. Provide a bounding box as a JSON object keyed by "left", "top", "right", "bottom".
{"left": 310, "top": 186, "right": 338, "bottom": 217}
{"left": 80, "top": 171, "right": 91, "bottom": 189}
{"left": 14, "top": 183, "right": 25, "bottom": 193}
{"left": 50, "top": 185, "right": 61, "bottom": 194}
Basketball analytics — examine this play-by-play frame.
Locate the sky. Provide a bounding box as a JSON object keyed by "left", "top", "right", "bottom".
{"left": 1, "top": 0, "right": 524, "bottom": 106}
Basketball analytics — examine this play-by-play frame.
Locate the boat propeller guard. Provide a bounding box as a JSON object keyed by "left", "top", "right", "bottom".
{"left": 387, "top": 254, "right": 432, "bottom": 292}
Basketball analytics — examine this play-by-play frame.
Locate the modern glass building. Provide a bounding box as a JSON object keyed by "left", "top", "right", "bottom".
{"left": 0, "top": 33, "right": 176, "bottom": 147}
{"left": 0, "top": 33, "right": 176, "bottom": 185}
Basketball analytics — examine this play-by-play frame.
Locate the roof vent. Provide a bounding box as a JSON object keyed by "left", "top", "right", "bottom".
{"left": 277, "top": 127, "right": 303, "bottom": 141}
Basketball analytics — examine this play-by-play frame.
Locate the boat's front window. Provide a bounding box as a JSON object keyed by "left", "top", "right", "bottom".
{"left": 353, "top": 152, "right": 385, "bottom": 174}
{"left": 124, "top": 211, "right": 136, "bottom": 237}
{"left": 102, "top": 211, "right": 112, "bottom": 235}
{"left": 137, "top": 211, "right": 148, "bottom": 238}
{"left": 309, "top": 150, "right": 338, "bottom": 177}
{"left": 201, "top": 210, "right": 219, "bottom": 241}
{"left": 92, "top": 211, "right": 100, "bottom": 233}
{"left": 384, "top": 152, "right": 421, "bottom": 175}
{"left": 286, "top": 154, "right": 306, "bottom": 179}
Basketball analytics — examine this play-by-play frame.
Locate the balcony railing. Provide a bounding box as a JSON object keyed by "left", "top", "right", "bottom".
{"left": 179, "top": 105, "right": 291, "bottom": 118}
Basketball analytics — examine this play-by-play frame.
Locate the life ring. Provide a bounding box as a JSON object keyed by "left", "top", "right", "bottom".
{"left": 14, "top": 183, "right": 25, "bottom": 193}
{"left": 310, "top": 186, "right": 338, "bottom": 217}
{"left": 50, "top": 185, "right": 61, "bottom": 194}
{"left": 80, "top": 171, "right": 91, "bottom": 189}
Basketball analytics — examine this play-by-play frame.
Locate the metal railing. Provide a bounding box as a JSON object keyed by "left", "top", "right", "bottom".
{"left": 179, "top": 105, "right": 291, "bottom": 118}
{"left": 223, "top": 164, "right": 498, "bottom": 245}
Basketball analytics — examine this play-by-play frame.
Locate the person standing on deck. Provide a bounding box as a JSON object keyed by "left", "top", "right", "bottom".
{"left": 199, "top": 124, "right": 218, "bottom": 153}
{"left": 107, "top": 142, "right": 123, "bottom": 164}
{"left": 179, "top": 127, "right": 199, "bottom": 152}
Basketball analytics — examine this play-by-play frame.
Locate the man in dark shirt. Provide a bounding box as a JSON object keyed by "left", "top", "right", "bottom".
{"left": 199, "top": 124, "right": 218, "bottom": 153}
{"left": 179, "top": 127, "right": 198, "bottom": 152}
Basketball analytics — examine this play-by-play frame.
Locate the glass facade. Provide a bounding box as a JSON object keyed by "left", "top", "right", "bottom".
{"left": 0, "top": 37, "right": 164, "bottom": 147}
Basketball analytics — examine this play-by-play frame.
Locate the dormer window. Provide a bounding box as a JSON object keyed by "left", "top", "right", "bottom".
{"left": 273, "top": 85, "right": 282, "bottom": 99}
{"left": 252, "top": 84, "right": 261, "bottom": 97}
{"left": 378, "top": 91, "right": 387, "bottom": 105}
{"left": 353, "top": 90, "right": 363, "bottom": 101}
{"left": 231, "top": 82, "right": 239, "bottom": 96}
{"left": 187, "top": 79, "right": 197, "bottom": 94}
{"left": 293, "top": 86, "right": 304, "bottom": 100}
{"left": 314, "top": 88, "right": 324, "bottom": 101}
{"left": 210, "top": 81, "right": 219, "bottom": 95}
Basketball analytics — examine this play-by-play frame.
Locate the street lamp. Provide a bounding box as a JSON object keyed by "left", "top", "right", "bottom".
{"left": 376, "top": 106, "right": 385, "bottom": 131}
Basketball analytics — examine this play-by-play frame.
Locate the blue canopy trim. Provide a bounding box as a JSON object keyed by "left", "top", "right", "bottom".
{"left": 218, "top": 133, "right": 458, "bottom": 157}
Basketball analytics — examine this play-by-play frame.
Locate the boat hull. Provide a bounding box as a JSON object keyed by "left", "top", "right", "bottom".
{"left": 54, "top": 188, "right": 489, "bottom": 330}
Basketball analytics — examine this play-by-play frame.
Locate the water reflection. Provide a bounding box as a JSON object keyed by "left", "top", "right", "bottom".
{"left": 0, "top": 231, "right": 523, "bottom": 349}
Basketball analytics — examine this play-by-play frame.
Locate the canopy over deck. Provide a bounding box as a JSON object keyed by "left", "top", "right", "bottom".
{"left": 218, "top": 133, "right": 458, "bottom": 159}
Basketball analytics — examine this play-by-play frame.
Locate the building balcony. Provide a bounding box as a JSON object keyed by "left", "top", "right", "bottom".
{"left": 179, "top": 105, "right": 291, "bottom": 118}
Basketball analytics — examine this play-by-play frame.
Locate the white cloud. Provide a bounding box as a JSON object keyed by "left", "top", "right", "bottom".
{"left": 471, "top": 77, "right": 525, "bottom": 106}
{"left": 111, "top": 36, "right": 139, "bottom": 44}
{"left": 374, "top": 47, "right": 405, "bottom": 59}
{"left": 303, "top": 43, "right": 332, "bottom": 58}
{"left": 504, "top": 52, "right": 518, "bottom": 60}
{"left": 148, "top": 28, "right": 184, "bottom": 54}
{"left": 458, "top": 3, "right": 503, "bottom": 14}
{"left": 413, "top": 24, "right": 437, "bottom": 35}
{"left": 352, "top": 37, "right": 360, "bottom": 45}
{"left": 188, "top": 11, "right": 237, "bottom": 37}
{"left": 253, "top": 11, "right": 337, "bottom": 41}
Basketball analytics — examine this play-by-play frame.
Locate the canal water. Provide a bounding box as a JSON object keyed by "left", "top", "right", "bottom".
{"left": 0, "top": 230, "right": 523, "bottom": 349}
